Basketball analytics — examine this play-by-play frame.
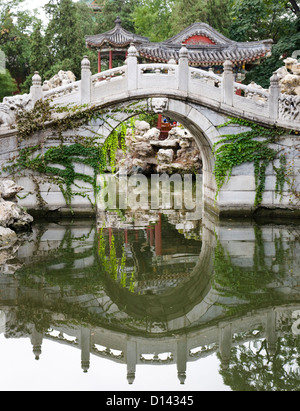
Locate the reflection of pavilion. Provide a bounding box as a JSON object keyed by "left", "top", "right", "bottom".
{"left": 1, "top": 215, "right": 300, "bottom": 386}
{"left": 97, "top": 210, "right": 202, "bottom": 295}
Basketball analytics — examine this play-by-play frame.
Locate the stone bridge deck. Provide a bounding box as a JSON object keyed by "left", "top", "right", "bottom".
{"left": 40, "top": 45, "right": 299, "bottom": 132}
{"left": 0, "top": 44, "right": 299, "bottom": 217}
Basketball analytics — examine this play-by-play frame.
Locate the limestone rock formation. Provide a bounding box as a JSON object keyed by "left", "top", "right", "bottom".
{"left": 0, "top": 179, "right": 33, "bottom": 231}
{"left": 275, "top": 57, "right": 300, "bottom": 95}
{"left": 116, "top": 121, "right": 202, "bottom": 175}
{"left": 43, "top": 70, "right": 76, "bottom": 90}
{"left": 0, "top": 226, "right": 17, "bottom": 246}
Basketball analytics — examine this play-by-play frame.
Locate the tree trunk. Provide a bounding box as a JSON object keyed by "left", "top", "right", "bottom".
{"left": 289, "top": 0, "right": 300, "bottom": 15}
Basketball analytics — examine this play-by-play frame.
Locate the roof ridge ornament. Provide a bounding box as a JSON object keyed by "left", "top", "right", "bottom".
{"left": 115, "top": 16, "right": 122, "bottom": 26}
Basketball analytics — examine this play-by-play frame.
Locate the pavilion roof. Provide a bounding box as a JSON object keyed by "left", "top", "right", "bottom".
{"left": 86, "top": 20, "right": 273, "bottom": 66}
{"left": 86, "top": 17, "right": 149, "bottom": 49}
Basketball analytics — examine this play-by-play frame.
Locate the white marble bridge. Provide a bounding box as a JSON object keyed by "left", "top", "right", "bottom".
{"left": 0, "top": 44, "right": 299, "bottom": 217}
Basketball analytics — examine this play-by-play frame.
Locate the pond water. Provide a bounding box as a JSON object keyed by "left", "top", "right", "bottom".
{"left": 1, "top": 205, "right": 300, "bottom": 391}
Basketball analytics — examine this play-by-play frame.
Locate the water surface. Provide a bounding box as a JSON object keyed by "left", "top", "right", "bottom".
{"left": 1, "top": 209, "right": 300, "bottom": 391}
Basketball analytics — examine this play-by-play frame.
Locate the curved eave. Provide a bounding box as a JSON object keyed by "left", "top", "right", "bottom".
{"left": 137, "top": 42, "right": 271, "bottom": 66}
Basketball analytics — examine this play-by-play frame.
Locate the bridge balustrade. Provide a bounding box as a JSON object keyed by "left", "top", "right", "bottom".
{"left": 26, "top": 43, "right": 299, "bottom": 131}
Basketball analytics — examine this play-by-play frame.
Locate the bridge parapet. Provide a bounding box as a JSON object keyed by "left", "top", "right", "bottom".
{"left": 1, "top": 43, "right": 297, "bottom": 133}
{"left": 28, "top": 44, "right": 297, "bottom": 131}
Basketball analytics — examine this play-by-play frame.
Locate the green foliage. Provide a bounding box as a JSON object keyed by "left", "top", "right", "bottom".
{"left": 133, "top": 0, "right": 175, "bottom": 41}
{"left": 98, "top": 227, "right": 136, "bottom": 292}
{"left": 0, "top": 0, "right": 40, "bottom": 87}
{"left": 230, "top": 0, "right": 293, "bottom": 42}
{"left": 230, "top": 0, "right": 300, "bottom": 87}
{"left": 0, "top": 68, "right": 18, "bottom": 101}
{"left": 213, "top": 118, "right": 287, "bottom": 207}
{"left": 169, "top": 0, "right": 232, "bottom": 37}
{"left": 44, "top": 0, "right": 97, "bottom": 79}
{"left": 94, "top": 0, "right": 141, "bottom": 33}
{"left": 3, "top": 99, "right": 150, "bottom": 209}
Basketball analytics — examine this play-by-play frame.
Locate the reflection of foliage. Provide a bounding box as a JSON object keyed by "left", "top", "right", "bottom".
{"left": 10, "top": 303, "right": 53, "bottom": 335}
{"left": 98, "top": 227, "right": 136, "bottom": 292}
{"left": 16, "top": 224, "right": 103, "bottom": 294}
{"left": 212, "top": 226, "right": 288, "bottom": 314}
{"left": 219, "top": 335, "right": 300, "bottom": 391}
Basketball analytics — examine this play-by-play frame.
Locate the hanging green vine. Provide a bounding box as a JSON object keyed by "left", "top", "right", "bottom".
{"left": 213, "top": 118, "right": 288, "bottom": 206}
{"left": 3, "top": 99, "right": 148, "bottom": 210}
{"left": 98, "top": 227, "right": 136, "bottom": 292}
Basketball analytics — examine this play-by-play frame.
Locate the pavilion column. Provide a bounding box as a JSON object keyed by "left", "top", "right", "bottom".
{"left": 98, "top": 50, "right": 101, "bottom": 73}
{"left": 155, "top": 213, "right": 162, "bottom": 256}
{"left": 109, "top": 49, "right": 113, "bottom": 69}
{"left": 126, "top": 340, "right": 137, "bottom": 385}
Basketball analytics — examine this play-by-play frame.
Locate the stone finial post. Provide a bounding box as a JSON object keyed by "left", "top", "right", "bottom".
{"left": 80, "top": 327, "right": 91, "bottom": 373}
{"left": 30, "top": 71, "right": 43, "bottom": 104}
{"left": 81, "top": 56, "right": 91, "bottom": 104}
{"left": 176, "top": 337, "right": 187, "bottom": 385}
{"left": 269, "top": 71, "right": 280, "bottom": 120}
{"left": 126, "top": 340, "right": 137, "bottom": 385}
{"left": 222, "top": 60, "right": 234, "bottom": 106}
{"left": 219, "top": 323, "right": 232, "bottom": 370}
{"left": 178, "top": 44, "right": 189, "bottom": 92}
{"left": 127, "top": 43, "right": 138, "bottom": 91}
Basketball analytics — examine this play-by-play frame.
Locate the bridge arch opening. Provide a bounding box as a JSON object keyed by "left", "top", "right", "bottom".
{"left": 98, "top": 97, "right": 221, "bottom": 213}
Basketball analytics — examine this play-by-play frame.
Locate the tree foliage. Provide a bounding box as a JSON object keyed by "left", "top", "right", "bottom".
{"left": 43, "top": 0, "right": 96, "bottom": 79}
{"left": 0, "top": 0, "right": 39, "bottom": 87}
{"left": 0, "top": 0, "right": 299, "bottom": 93}
{"left": 132, "top": 0, "right": 175, "bottom": 41}
{"left": 0, "top": 69, "right": 18, "bottom": 101}
{"left": 169, "top": 0, "right": 233, "bottom": 37}
{"left": 94, "top": 0, "right": 141, "bottom": 33}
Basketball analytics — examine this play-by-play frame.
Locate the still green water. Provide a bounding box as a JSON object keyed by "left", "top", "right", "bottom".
{"left": 0, "top": 210, "right": 300, "bottom": 391}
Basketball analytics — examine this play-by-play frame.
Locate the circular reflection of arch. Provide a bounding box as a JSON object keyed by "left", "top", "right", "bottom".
{"left": 99, "top": 226, "right": 214, "bottom": 328}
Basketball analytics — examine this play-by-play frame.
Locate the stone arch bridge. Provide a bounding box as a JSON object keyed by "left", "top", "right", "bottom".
{"left": 0, "top": 44, "right": 299, "bottom": 217}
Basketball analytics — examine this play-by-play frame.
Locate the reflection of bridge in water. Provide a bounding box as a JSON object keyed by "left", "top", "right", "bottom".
{"left": 1, "top": 212, "right": 300, "bottom": 386}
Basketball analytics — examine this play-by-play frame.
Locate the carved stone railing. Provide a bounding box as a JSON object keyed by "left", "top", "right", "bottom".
{"left": 91, "top": 66, "right": 126, "bottom": 84}
{"left": 279, "top": 94, "right": 300, "bottom": 122}
{"left": 2, "top": 44, "right": 300, "bottom": 133}
{"left": 43, "top": 80, "right": 80, "bottom": 99}
{"left": 190, "top": 68, "right": 222, "bottom": 87}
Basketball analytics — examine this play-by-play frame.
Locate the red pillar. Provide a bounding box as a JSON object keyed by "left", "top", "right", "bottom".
{"left": 109, "top": 50, "right": 113, "bottom": 69}
{"left": 157, "top": 114, "right": 162, "bottom": 129}
{"left": 149, "top": 227, "right": 154, "bottom": 247}
{"left": 98, "top": 51, "right": 101, "bottom": 73}
{"left": 155, "top": 214, "right": 162, "bottom": 256}
{"left": 235, "top": 81, "right": 242, "bottom": 96}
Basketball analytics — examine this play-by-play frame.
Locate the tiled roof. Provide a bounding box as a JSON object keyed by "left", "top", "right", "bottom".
{"left": 137, "top": 41, "right": 273, "bottom": 66}
{"left": 86, "top": 20, "right": 273, "bottom": 65}
{"left": 86, "top": 17, "right": 149, "bottom": 48}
